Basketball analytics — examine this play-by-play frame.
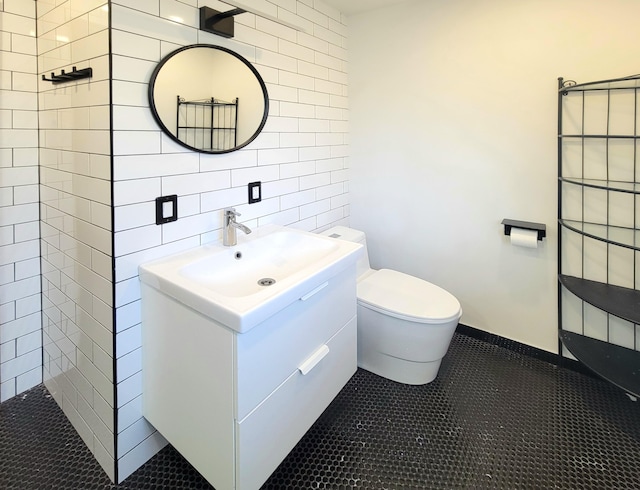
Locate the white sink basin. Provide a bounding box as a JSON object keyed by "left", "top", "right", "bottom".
{"left": 139, "top": 224, "right": 362, "bottom": 333}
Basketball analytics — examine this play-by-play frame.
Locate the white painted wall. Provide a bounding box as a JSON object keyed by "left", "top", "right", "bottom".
{"left": 348, "top": 0, "right": 640, "bottom": 353}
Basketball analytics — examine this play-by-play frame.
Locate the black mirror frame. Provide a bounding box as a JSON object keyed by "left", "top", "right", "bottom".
{"left": 148, "top": 44, "right": 269, "bottom": 154}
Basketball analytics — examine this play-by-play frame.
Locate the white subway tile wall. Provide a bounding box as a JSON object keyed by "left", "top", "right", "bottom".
{"left": 37, "top": 0, "right": 116, "bottom": 481}
{"left": 111, "top": 0, "right": 350, "bottom": 482}
{"left": 2, "top": 0, "right": 350, "bottom": 484}
{"left": 0, "top": 0, "right": 42, "bottom": 403}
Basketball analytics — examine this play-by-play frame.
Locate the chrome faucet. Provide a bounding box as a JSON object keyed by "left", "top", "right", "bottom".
{"left": 223, "top": 207, "right": 252, "bottom": 246}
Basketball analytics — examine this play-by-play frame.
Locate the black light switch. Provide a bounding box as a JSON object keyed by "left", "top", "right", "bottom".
{"left": 155, "top": 195, "right": 178, "bottom": 224}
{"left": 248, "top": 181, "right": 261, "bottom": 204}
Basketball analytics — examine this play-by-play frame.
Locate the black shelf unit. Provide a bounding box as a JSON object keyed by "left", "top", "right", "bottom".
{"left": 558, "top": 74, "right": 640, "bottom": 398}
{"left": 176, "top": 96, "right": 238, "bottom": 151}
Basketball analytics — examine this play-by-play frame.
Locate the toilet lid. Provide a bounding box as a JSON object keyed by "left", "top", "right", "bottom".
{"left": 357, "top": 269, "right": 462, "bottom": 324}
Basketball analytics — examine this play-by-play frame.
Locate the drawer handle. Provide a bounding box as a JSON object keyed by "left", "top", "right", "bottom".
{"left": 298, "top": 345, "right": 330, "bottom": 375}
{"left": 299, "top": 281, "right": 329, "bottom": 301}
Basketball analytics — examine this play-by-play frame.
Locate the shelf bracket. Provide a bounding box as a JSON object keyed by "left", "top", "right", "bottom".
{"left": 199, "top": 6, "right": 246, "bottom": 38}
{"left": 501, "top": 219, "right": 546, "bottom": 241}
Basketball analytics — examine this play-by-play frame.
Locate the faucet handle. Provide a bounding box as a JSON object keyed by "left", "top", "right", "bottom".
{"left": 224, "top": 207, "right": 241, "bottom": 217}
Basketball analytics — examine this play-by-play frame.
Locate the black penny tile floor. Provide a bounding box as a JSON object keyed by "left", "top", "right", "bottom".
{"left": 1, "top": 332, "right": 639, "bottom": 489}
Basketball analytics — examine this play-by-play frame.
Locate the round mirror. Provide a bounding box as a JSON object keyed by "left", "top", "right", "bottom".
{"left": 148, "top": 44, "right": 269, "bottom": 154}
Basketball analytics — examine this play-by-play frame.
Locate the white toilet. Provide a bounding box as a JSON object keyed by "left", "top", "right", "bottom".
{"left": 322, "top": 226, "right": 462, "bottom": 385}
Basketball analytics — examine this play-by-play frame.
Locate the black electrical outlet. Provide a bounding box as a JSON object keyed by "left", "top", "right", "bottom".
{"left": 248, "top": 181, "right": 261, "bottom": 204}
{"left": 155, "top": 195, "right": 178, "bottom": 224}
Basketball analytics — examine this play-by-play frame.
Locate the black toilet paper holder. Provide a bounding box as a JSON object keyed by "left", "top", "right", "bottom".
{"left": 502, "top": 219, "right": 546, "bottom": 241}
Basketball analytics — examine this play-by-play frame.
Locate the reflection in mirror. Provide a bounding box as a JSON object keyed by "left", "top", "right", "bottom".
{"left": 149, "top": 44, "right": 269, "bottom": 154}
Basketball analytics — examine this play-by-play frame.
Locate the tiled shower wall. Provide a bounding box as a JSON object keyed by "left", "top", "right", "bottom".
{"left": 37, "top": 0, "right": 115, "bottom": 480}
{"left": 110, "top": 0, "right": 350, "bottom": 481}
{"left": 0, "top": 0, "right": 42, "bottom": 403}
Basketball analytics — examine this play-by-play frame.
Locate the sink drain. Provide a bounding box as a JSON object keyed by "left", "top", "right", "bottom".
{"left": 257, "top": 278, "right": 276, "bottom": 286}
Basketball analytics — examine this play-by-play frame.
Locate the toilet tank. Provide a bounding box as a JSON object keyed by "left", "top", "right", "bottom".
{"left": 320, "top": 226, "right": 371, "bottom": 279}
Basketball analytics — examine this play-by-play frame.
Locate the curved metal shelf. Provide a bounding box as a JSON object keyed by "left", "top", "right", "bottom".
{"left": 559, "top": 274, "right": 640, "bottom": 325}
{"left": 559, "top": 331, "right": 640, "bottom": 398}
{"left": 558, "top": 73, "right": 640, "bottom": 399}
{"left": 559, "top": 74, "right": 640, "bottom": 94}
{"left": 559, "top": 177, "right": 640, "bottom": 195}
{"left": 558, "top": 219, "right": 640, "bottom": 252}
{"left": 558, "top": 134, "right": 639, "bottom": 140}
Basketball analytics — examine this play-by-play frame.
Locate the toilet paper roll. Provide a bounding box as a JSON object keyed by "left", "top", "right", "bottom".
{"left": 510, "top": 228, "right": 539, "bottom": 248}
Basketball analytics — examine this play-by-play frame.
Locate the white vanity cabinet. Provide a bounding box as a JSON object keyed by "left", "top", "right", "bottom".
{"left": 141, "top": 265, "right": 357, "bottom": 490}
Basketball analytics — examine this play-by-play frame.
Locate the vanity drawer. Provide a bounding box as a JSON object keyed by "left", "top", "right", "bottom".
{"left": 235, "top": 266, "right": 356, "bottom": 419}
{"left": 235, "top": 317, "right": 356, "bottom": 490}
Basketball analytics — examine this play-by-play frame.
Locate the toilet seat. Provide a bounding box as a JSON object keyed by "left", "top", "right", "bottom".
{"left": 357, "top": 269, "right": 462, "bottom": 324}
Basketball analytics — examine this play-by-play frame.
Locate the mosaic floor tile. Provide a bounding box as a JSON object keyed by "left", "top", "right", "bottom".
{"left": 1, "top": 333, "right": 639, "bottom": 489}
